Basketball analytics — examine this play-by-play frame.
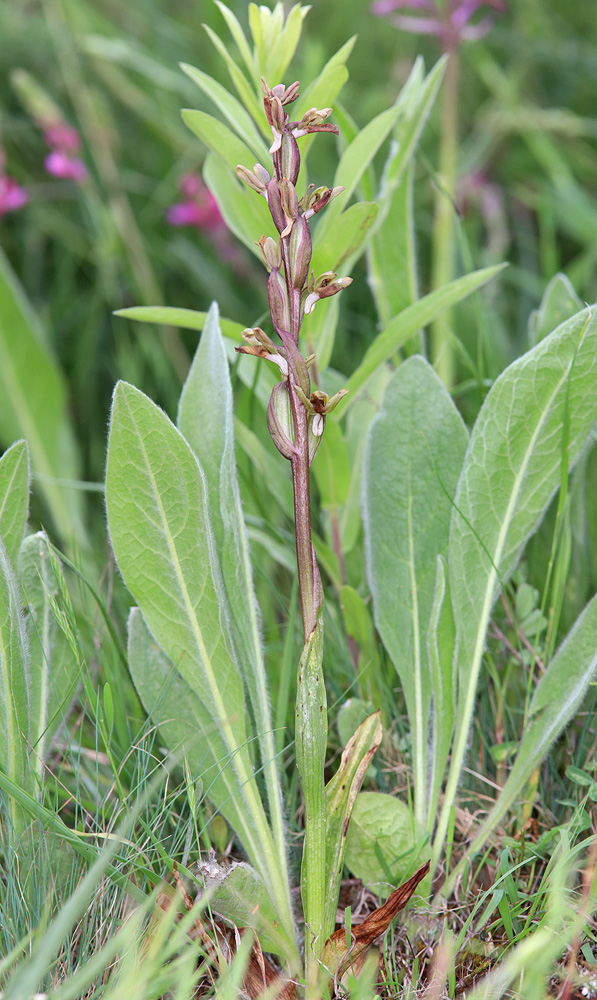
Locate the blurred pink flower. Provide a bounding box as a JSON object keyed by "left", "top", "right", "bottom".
{"left": 42, "top": 120, "right": 88, "bottom": 182}
{"left": 166, "top": 173, "right": 224, "bottom": 232}
{"left": 44, "top": 149, "right": 88, "bottom": 182}
{"left": 371, "top": 0, "right": 505, "bottom": 48}
{"left": 0, "top": 174, "right": 28, "bottom": 216}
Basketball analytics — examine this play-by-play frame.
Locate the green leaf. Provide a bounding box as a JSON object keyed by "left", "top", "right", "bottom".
{"left": 203, "top": 151, "right": 275, "bottom": 255}
{"left": 324, "top": 712, "right": 382, "bottom": 937}
{"left": 180, "top": 63, "right": 269, "bottom": 163}
{"left": 294, "top": 37, "right": 356, "bottom": 121}
{"left": 565, "top": 765, "right": 594, "bottom": 787}
{"left": 311, "top": 202, "right": 379, "bottom": 276}
{"left": 197, "top": 858, "right": 286, "bottom": 955}
{"left": 177, "top": 303, "right": 288, "bottom": 885}
{"left": 335, "top": 265, "right": 507, "bottom": 418}
{"left": 344, "top": 792, "right": 417, "bottom": 895}
{"left": 0, "top": 248, "right": 84, "bottom": 544}
{"left": 295, "top": 620, "right": 327, "bottom": 967}
{"left": 202, "top": 22, "right": 264, "bottom": 128}
{"left": 181, "top": 109, "right": 256, "bottom": 174}
{"left": 426, "top": 555, "right": 456, "bottom": 822}
{"left": 106, "top": 381, "right": 296, "bottom": 951}
{"left": 368, "top": 162, "right": 418, "bottom": 329}
{"left": 0, "top": 537, "right": 32, "bottom": 828}
{"left": 114, "top": 305, "right": 245, "bottom": 342}
{"left": 435, "top": 306, "right": 597, "bottom": 863}
{"left": 269, "top": 4, "right": 309, "bottom": 85}
{"left": 19, "top": 532, "right": 79, "bottom": 774}
{"left": 315, "top": 103, "right": 405, "bottom": 244}
{"left": 0, "top": 441, "right": 30, "bottom": 566}
{"left": 529, "top": 273, "right": 583, "bottom": 347}
{"left": 312, "top": 419, "right": 350, "bottom": 511}
{"left": 213, "top": 2, "right": 258, "bottom": 82}
{"left": 363, "top": 357, "right": 468, "bottom": 829}
{"left": 459, "top": 593, "right": 597, "bottom": 873}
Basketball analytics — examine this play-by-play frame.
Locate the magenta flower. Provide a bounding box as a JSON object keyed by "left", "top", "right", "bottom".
{"left": 371, "top": 0, "right": 505, "bottom": 49}
{"left": 44, "top": 149, "right": 88, "bottom": 182}
{"left": 42, "top": 119, "right": 88, "bottom": 182}
{"left": 166, "top": 173, "right": 224, "bottom": 232}
{"left": 0, "top": 174, "right": 28, "bottom": 216}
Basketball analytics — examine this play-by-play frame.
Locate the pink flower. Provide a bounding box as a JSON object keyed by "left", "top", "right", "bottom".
{"left": 371, "top": 0, "right": 505, "bottom": 48}
{"left": 166, "top": 173, "right": 224, "bottom": 233}
{"left": 44, "top": 149, "right": 88, "bottom": 182}
{"left": 43, "top": 122, "right": 81, "bottom": 153}
{"left": 0, "top": 174, "right": 28, "bottom": 216}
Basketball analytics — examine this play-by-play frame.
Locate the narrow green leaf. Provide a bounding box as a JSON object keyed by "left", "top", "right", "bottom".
{"left": 294, "top": 37, "right": 356, "bottom": 120}
{"left": 213, "top": 2, "right": 258, "bottom": 81}
{"left": 364, "top": 357, "right": 468, "bottom": 829}
{"left": 312, "top": 419, "right": 350, "bottom": 511}
{"left": 315, "top": 104, "right": 405, "bottom": 244}
{"left": 177, "top": 303, "right": 289, "bottom": 891}
{"left": 180, "top": 63, "right": 269, "bottom": 162}
{"left": 114, "top": 305, "right": 245, "bottom": 341}
{"left": 335, "top": 265, "right": 507, "bottom": 418}
{"left": 0, "top": 440, "right": 30, "bottom": 566}
{"left": 324, "top": 712, "right": 382, "bottom": 937}
{"left": 203, "top": 22, "right": 264, "bottom": 128}
{"left": 269, "top": 4, "right": 309, "bottom": 85}
{"left": 0, "top": 248, "right": 84, "bottom": 543}
{"left": 426, "top": 556, "right": 456, "bottom": 824}
{"left": 460, "top": 592, "right": 597, "bottom": 871}
{"left": 295, "top": 619, "right": 327, "bottom": 968}
{"left": 368, "top": 162, "right": 418, "bottom": 329}
{"left": 203, "top": 151, "right": 276, "bottom": 254}
{"left": 181, "top": 109, "right": 256, "bottom": 173}
{"left": 311, "top": 202, "right": 379, "bottom": 276}
{"left": 0, "top": 537, "right": 31, "bottom": 812}
{"left": 19, "top": 532, "right": 79, "bottom": 773}
{"left": 435, "top": 306, "right": 597, "bottom": 864}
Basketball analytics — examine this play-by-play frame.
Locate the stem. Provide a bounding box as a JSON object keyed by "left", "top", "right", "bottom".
{"left": 429, "top": 48, "right": 459, "bottom": 388}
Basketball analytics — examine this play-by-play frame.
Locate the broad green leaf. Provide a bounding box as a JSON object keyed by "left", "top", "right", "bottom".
{"left": 0, "top": 537, "right": 31, "bottom": 822}
{"left": 295, "top": 619, "right": 327, "bottom": 966}
{"left": 114, "top": 305, "right": 245, "bottom": 342}
{"left": 344, "top": 792, "right": 417, "bottom": 894}
{"left": 436, "top": 306, "right": 597, "bottom": 862}
{"left": 177, "top": 303, "right": 288, "bottom": 882}
{"left": 202, "top": 22, "right": 264, "bottom": 129}
{"left": 181, "top": 109, "right": 256, "bottom": 174}
{"left": 311, "top": 202, "right": 379, "bottom": 276}
{"left": 460, "top": 592, "right": 597, "bottom": 871}
{"left": 213, "top": 2, "right": 258, "bottom": 81}
{"left": 19, "top": 532, "right": 79, "bottom": 774}
{"left": 312, "top": 419, "right": 350, "bottom": 511}
{"left": 324, "top": 712, "right": 382, "bottom": 938}
{"left": 180, "top": 63, "right": 269, "bottom": 163}
{"left": 197, "top": 858, "right": 285, "bottom": 955}
{"left": 315, "top": 104, "right": 405, "bottom": 244}
{"left": 529, "top": 273, "right": 583, "bottom": 346}
{"left": 364, "top": 357, "right": 468, "bottom": 829}
{"left": 335, "top": 265, "right": 507, "bottom": 418}
{"left": 0, "top": 248, "right": 84, "bottom": 544}
{"left": 203, "top": 151, "right": 275, "bottom": 255}
{"left": 106, "top": 381, "right": 295, "bottom": 948}
{"left": 0, "top": 441, "right": 30, "bottom": 566}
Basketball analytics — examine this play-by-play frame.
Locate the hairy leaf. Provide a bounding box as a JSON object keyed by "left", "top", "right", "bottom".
{"left": 0, "top": 440, "right": 30, "bottom": 566}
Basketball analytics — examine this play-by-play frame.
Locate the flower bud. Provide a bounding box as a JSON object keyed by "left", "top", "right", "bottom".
{"left": 280, "top": 132, "right": 300, "bottom": 187}
{"left": 303, "top": 273, "right": 353, "bottom": 314}
{"left": 236, "top": 164, "right": 267, "bottom": 195}
{"left": 288, "top": 215, "right": 312, "bottom": 290}
{"left": 257, "top": 235, "right": 282, "bottom": 271}
{"left": 300, "top": 185, "right": 344, "bottom": 220}
{"left": 268, "top": 267, "right": 290, "bottom": 335}
{"left": 267, "top": 178, "right": 285, "bottom": 234}
{"left": 267, "top": 381, "right": 297, "bottom": 461}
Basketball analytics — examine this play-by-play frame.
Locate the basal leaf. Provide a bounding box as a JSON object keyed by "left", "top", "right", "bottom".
{"left": 0, "top": 441, "right": 30, "bottom": 566}
{"left": 436, "top": 306, "right": 597, "bottom": 861}
{"left": 177, "top": 303, "right": 288, "bottom": 880}
{"left": 344, "top": 792, "right": 417, "bottom": 895}
{"left": 363, "top": 356, "right": 468, "bottom": 829}
{"left": 0, "top": 537, "right": 31, "bottom": 816}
